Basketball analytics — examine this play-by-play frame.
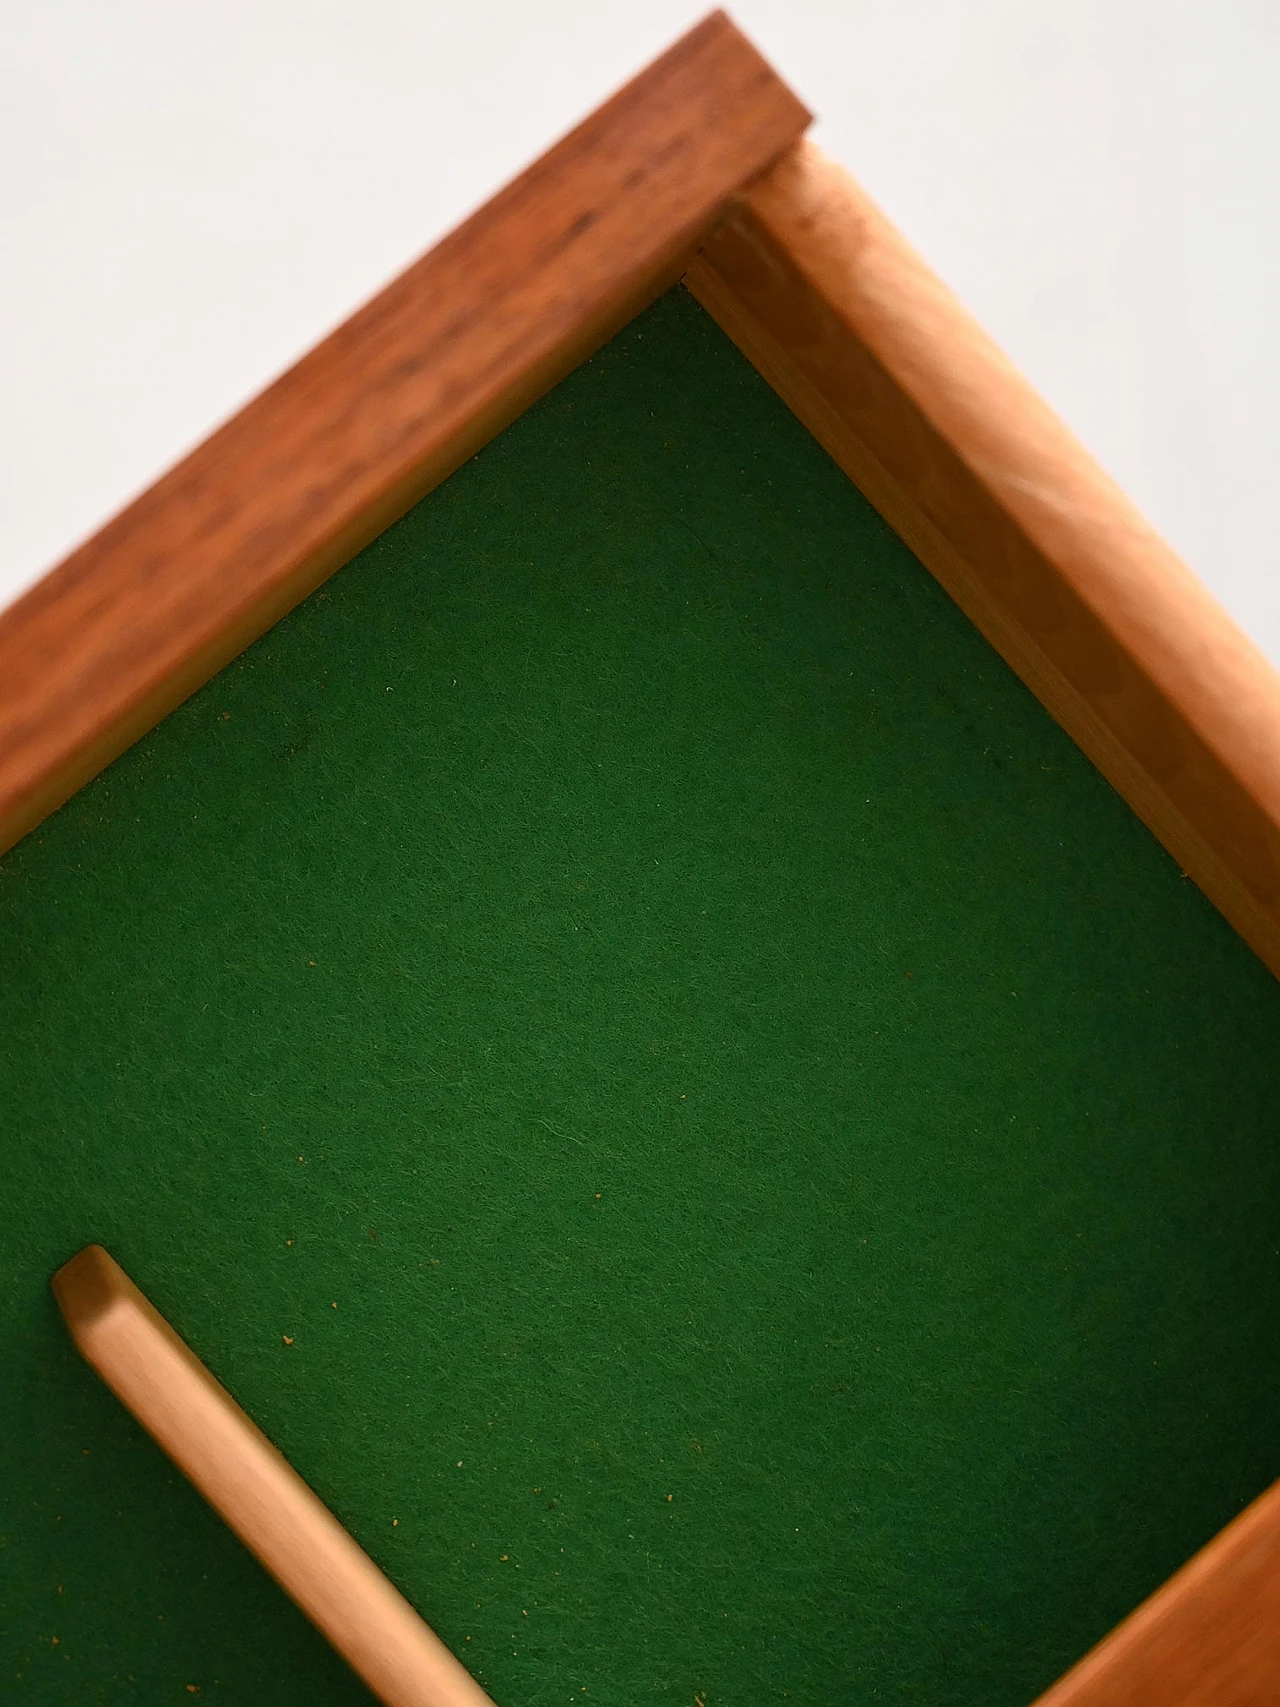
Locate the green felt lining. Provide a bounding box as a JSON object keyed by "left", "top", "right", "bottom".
{"left": 3, "top": 286, "right": 1280, "bottom": 1706}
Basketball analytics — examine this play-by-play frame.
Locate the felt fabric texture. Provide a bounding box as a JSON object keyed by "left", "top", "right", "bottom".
{"left": 3, "top": 286, "right": 1280, "bottom": 1707}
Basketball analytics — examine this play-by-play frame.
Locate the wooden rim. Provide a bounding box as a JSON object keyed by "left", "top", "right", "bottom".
{"left": 53, "top": 1245, "right": 497, "bottom": 1707}
{"left": 687, "top": 138, "right": 1280, "bottom": 982}
{"left": 0, "top": 10, "right": 808, "bottom": 855}
{"left": 18, "top": 17, "right": 1280, "bottom": 1703}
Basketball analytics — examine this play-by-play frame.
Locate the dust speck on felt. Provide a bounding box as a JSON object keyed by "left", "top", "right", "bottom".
{"left": 282, "top": 1335, "right": 294, "bottom": 1346}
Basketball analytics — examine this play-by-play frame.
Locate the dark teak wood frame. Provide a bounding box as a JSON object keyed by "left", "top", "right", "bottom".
{"left": 6, "top": 13, "right": 1280, "bottom": 1703}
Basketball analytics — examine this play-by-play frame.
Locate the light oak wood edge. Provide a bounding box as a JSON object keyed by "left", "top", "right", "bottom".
{"left": 52, "top": 1244, "right": 496, "bottom": 1707}
{"left": 0, "top": 10, "right": 809, "bottom": 858}
{"left": 1029, "top": 1476, "right": 1280, "bottom": 1706}
{"left": 686, "top": 140, "right": 1280, "bottom": 980}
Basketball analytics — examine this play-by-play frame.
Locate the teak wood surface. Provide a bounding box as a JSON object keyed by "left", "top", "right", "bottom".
{"left": 0, "top": 11, "right": 807, "bottom": 855}
{"left": 11, "top": 10, "right": 1280, "bottom": 1703}
{"left": 52, "top": 1246, "right": 496, "bottom": 1707}
{"left": 1029, "top": 1476, "right": 1280, "bottom": 1706}
{"left": 686, "top": 140, "right": 1280, "bottom": 984}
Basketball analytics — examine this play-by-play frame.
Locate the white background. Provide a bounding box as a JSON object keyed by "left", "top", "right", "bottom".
{"left": 4, "top": 2, "right": 1278, "bottom": 663}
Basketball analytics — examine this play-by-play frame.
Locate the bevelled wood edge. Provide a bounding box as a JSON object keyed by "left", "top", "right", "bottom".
{"left": 1028, "top": 1476, "right": 1280, "bottom": 1706}
{"left": 52, "top": 1245, "right": 498, "bottom": 1707}
{"left": 0, "top": 10, "right": 809, "bottom": 856}
{"left": 686, "top": 139, "right": 1280, "bottom": 981}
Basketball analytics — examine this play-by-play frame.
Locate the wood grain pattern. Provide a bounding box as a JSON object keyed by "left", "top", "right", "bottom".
{"left": 686, "top": 140, "right": 1280, "bottom": 981}
{"left": 0, "top": 11, "right": 808, "bottom": 856}
{"left": 52, "top": 1246, "right": 497, "bottom": 1707}
{"left": 1029, "top": 1475, "right": 1280, "bottom": 1705}
{"left": 17, "top": 32, "right": 1280, "bottom": 1703}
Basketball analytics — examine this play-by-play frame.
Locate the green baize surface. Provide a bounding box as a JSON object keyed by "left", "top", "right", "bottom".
{"left": 4, "top": 288, "right": 1280, "bottom": 1705}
